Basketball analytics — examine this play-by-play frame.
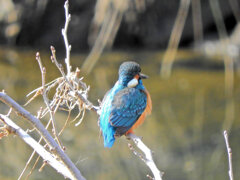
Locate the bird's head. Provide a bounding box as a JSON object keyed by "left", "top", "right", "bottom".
{"left": 118, "top": 61, "right": 148, "bottom": 88}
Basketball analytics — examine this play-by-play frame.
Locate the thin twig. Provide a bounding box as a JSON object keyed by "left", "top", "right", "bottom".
{"left": 59, "top": 110, "right": 71, "bottom": 135}
{"left": 18, "top": 140, "right": 39, "bottom": 179}
{"left": 26, "top": 155, "right": 41, "bottom": 180}
{"left": 62, "top": 0, "right": 72, "bottom": 75}
{"left": 36, "top": 53, "right": 62, "bottom": 148}
{"left": 50, "top": 46, "right": 99, "bottom": 113}
{"left": 18, "top": 109, "right": 43, "bottom": 180}
{"left": 0, "top": 92, "right": 86, "bottom": 180}
{"left": 127, "top": 133, "right": 163, "bottom": 180}
{"left": 26, "top": 78, "right": 59, "bottom": 98}
{"left": 24, "top": 89, "right": 42, "bottom": 106}
{"left": 0, "top": 114, "right": 84, "bottom": 180}
{"left": 18, "top": 111, "right": 53, "bottom": 180}
{"left": 75, "top": 109, "right": 85, "bottom": 127}
{"left": 223, "top": 130, "right": 234, "bottom": 180}
{"left": 6, "top": 108, "right": 12, "bottom": 117}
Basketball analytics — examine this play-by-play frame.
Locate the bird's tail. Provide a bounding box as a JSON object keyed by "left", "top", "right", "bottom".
{"left": 101, "top": 123, "right": 116, "bottom": 148}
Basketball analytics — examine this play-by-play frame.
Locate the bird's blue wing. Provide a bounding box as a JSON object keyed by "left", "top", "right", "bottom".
{"left": 109, "top": 87, "right": 147, "bottom": 136}
{"left": 99, "top": 82, "right": 124, "bottom": 148}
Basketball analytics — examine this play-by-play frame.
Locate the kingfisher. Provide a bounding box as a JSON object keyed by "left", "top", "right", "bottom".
{"left": 99, "top": 61, "right": 152, "bottom": 148}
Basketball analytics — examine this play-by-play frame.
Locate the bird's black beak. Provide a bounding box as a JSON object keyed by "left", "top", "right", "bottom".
{"left": 139, "top": 73, "right": 148, "bottom": 79}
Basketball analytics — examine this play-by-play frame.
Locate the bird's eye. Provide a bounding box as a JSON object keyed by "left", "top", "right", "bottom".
{"left": 134, "top": 74, "right": 140, "bottom": 80}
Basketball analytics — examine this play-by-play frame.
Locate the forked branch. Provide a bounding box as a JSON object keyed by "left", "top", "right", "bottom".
{"left": 0, "top": 92, "right": 85, "bottom": 180}
{"left": 0, "top": 114, "right": 78, "bottom": 180}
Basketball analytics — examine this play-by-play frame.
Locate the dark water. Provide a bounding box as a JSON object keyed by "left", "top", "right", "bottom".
{"left": 0, "top": 48, "right": 239, "bottom": 180}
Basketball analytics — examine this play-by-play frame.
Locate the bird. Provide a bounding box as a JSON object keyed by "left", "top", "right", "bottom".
{"left": 99, "top": 61, "right": 152, "bottom": 148}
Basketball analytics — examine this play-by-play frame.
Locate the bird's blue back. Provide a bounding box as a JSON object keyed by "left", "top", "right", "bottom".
{"left": 99, "top": 80, "right": 147, "bottom": 148}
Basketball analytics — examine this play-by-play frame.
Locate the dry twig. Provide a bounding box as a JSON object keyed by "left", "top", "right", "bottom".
{"left": 127, "top": 133, "right": 163, "bottom": 180}
{"left": 0, "top": 92, "right": 85, "bottom": 180}
{"left": 62, "top": 0, "right": 72, "bottom": 75}
{"left": 0, "top": 113, "right": 85, "bottom": 180}
{"left": 36, "top": 52, "right": 62, "bottom": 148}
{"left": 223, "top": 130, "right": 234, "bottom": 180}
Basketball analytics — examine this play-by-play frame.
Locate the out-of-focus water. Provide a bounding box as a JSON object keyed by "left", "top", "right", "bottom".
{"left": 0, "top": 48, "right": 239, "bottom": 180}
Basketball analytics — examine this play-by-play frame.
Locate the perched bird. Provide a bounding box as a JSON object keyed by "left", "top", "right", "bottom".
{"left": 99, "top": 61, "right": 152, "bottom": 148}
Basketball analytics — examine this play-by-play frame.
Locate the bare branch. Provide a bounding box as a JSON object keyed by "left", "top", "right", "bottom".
{"left": 18, "top": 108, "right": 44, "bottom": 180}
{"left": 0, "top": 92, "right": 86, "bottom": 180}
{"left": 26, "top": 78, "right": 59, "bottom": 98}
{"left": 0, "top": 114, "right": 79, "bottom": 180}
{"left": 26, "top": 155, "right": 41, "bottom": 180}
{"left": 36, "top": 52, "right": 62, "bottom": 148}
{"left": 127, "top": 133, "right": 163, "bottom": 180}
{"left": 223, "top": 130, "right": 234, "bottom": 180}
{"left": 74, "top": 107, "right": 85, "bottom": 127}
{"left": 62, "top": 0, "right": 72, "bottom": 75}
{"left": 59, "top": 110, "right": 71, "bottom": 135}
{"left": 50, "top": 46, "right": 99, "bottom": 113}
{"left": 18, "top": 142, "right": 38, "bottom": 179}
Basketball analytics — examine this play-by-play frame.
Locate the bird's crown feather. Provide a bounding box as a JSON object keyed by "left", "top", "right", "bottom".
{"left": 119, "top": 61, "right": 141, "bottom": 77}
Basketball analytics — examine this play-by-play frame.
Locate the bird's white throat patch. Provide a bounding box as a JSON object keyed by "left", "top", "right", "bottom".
{"left": 127, "top": 78, "right": 138, "bottom": 88}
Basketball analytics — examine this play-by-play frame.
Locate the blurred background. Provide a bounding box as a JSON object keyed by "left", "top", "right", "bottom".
{"left": 0, "top": 0, "right": 240, "bottom": 180}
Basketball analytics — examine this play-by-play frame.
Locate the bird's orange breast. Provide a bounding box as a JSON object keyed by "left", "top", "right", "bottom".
{"left": 126, "top": 90, "right": 152, "bottom": 134}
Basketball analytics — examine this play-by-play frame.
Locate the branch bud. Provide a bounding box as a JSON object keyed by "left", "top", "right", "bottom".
{"left": 42, "top": 67, "right": 46, "bottom": 73}
{"left": 50, "top": 55, "right": 54, "bottom": 63}
{"left": 36, "top": 52, "right": 40, "bottom": 59}
{"left": 50, "top": 46, "right": 55, "bottom": 53}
